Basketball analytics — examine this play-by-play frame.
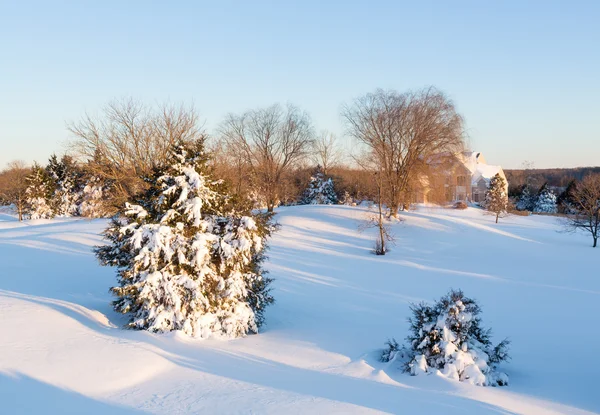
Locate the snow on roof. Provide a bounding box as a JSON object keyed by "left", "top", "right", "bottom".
{"left": 458, "top": 151, "right": 503, "bottom": 185}
{"left": 471, "top": 164, "right": 503, "bottom": 185}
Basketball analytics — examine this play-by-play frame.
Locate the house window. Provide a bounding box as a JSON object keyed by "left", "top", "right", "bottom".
{"left": 457, "top": 176, "right": 466, "bottom": 186}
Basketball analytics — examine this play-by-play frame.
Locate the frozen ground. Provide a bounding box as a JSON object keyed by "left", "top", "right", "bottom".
{"left": 0, "top": 205, "right": 598, "bottom": 414}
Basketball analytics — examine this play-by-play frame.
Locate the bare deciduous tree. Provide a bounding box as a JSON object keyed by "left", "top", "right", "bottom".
{"left": 342, "top": 87, "right": 464, "bottom": 217}
{"left": 68, "top": 98, "right": 203, "bottom": 208}
{"left": 312, "top": 130, "right": 343, "bottom": 175}
{"left": 0, "top": 160, "right": 30, "bottom": 221}
{"left": 220, "top": 103, "right": 314, "bottom": 212}
{"left": 565, "top": 174, "right": 600, "bottom": 248}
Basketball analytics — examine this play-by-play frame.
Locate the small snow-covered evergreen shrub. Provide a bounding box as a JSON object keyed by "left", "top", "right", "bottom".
{"left": 381, "top": 289, "right": 509, "bottom": 386}
{"left": 533, "top": 183, "right": 557, "bottom": 214}
{"left": 301, "top": 166, "right": 338, "bottom": 205}
{"left": 339, "top": 190, "right": 355, "bottom": 206}
{"left": 96, "top": 139, "right": 274, "bottom": 338}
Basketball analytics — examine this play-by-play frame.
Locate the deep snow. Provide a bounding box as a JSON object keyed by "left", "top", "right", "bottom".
{"left": 0, "top": 205, "right": 598, "bottom": 414}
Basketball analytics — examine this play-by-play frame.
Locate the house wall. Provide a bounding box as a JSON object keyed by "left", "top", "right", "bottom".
{"left": 472, "top": 179, "right": 488, "bottom": 203}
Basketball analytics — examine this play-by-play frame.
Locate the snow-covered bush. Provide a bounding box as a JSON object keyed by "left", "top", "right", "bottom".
{"left": 533, "top": 184, "right": 557, "bottom": 214}
{"left": 301, "top": 166, "right": 337, "bottom": 205}
{"left": 25, "top": 163, "right": 55, "bottom": 219}
{"left": 381, "top": 289, "right": 510, "bottom": 386}
{"left": 96, "top": 139, "right": 274, "bottom": 338}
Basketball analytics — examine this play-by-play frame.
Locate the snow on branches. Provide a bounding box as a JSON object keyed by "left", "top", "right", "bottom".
{"left": 533, "top": 183, "right": 558, "bottom": 214}
{"left": 301, "top": 166, "right": 337, "bottom": 205}
{"left": 96, "top": 139, "right": 274, "bottom": 339}
{"left": 381, "top": 289, "right": 510, "bottom": 386}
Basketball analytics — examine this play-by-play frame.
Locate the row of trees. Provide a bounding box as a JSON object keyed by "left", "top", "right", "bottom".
{"left": 2, "top": 87, "right": 465, "bottom": 222}
{"left": 483, "top": 173, "right": 600, "bottom": 248}
{"left": 0, "top": 155, "right": 111, "bottom": 221}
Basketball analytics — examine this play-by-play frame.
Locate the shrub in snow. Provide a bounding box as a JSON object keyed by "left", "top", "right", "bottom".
{"left": 301, "top": 166, "right": 338, "bottom": 205}
{"left": 533, "top": 184, "right": 557, "bottom": 214}
{"left": 453, "top": 201, "right": 468, "bottom": 210}
{"left": 339, "top": 190, "right": 355, "bottom": 206}
{"left": 483, "top": 173, "right": 508, "bottom": 223}
{"left": 381, "top": 289, "right": 510, "bottom": 386}
{"left": 96, "top": 139, "right": 274, "bottom": 338}
{"left": 25, "top": 163, "right": 55, "bottom": 219}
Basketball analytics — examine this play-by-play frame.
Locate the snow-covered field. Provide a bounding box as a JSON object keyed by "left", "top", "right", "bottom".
{"left": 1, "top": 205, "right": 598, "bottom": 414}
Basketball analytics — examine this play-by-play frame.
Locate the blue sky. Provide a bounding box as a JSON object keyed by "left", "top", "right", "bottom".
{"left": 1, "top": 0, "right": 599, "bottom": 169}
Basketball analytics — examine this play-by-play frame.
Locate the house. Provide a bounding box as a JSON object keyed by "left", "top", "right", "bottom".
{"left": 412, "top": 151, "right": 507, "bottom": 204}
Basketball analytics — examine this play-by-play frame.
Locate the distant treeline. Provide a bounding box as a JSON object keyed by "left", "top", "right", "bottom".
{"left": 505, "top": 167, "right": 600, "bottom": 190}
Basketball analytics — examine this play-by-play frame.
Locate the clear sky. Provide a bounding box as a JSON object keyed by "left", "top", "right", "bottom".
{"left": 1, "top": 0, "right": 599, "bottom": 169}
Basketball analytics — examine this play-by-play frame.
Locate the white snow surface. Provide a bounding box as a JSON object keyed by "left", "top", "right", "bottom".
{"left": 0, "top": 205, "right": 599, "bottom": 414}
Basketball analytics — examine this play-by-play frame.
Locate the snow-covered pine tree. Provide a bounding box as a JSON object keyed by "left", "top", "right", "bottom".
{"left": 381, "top": 289, "right": 510, "bottom": 387}
{"left": 301, "top": 166, "right": 338, "bottom": 205}
{"left": 515, "top": 185, "right": 536, "bottom": 211}
{"left": 78, "top": 175, "right": 112, "bottom": 218}
{"left": 25, "top": 162, "right": 55, "bottom": 219}
{"left": 96, "top": 139, "right": 274, "bottom": 338}
{"left": 483, "top": 173, "right": 508, "bottom": 223}
{"left": 533, "top": 183, "right": 558, "bottom": 214}
{"left": 46, "top": 155, "right": 82, "bottom": 217}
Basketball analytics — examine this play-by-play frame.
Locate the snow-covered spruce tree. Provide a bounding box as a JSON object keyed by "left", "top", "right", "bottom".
{"left": 78, "top": 175, "right": 112, "bottom": 218}
{"left": 95, "top": 139, "right": 274, "bottom": 338}
{"left": 46, "top": 154, "right": 81, "bottom": 217}
{"left": 381, "top": 289, "right": 510, "bottom": 386}
{"left": 533, "top": 183, "right": 557, "bottom": 214}
{"left": 301, "top": 166, "right": 338, "bottom": 205}
{"left": 483, "top": 173, "right": 508, "bottom": 223}
{"left": 25, "top": 163, "right": 55, "bottom": 219}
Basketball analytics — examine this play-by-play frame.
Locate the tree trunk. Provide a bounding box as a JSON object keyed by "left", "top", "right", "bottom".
{"left": 267, "top": 204, "right": 274, "bottom": 213}
{"left": 377, "top": 181, "right": 386, "bottom": 255}
{"left": 389, "top": 202, "right": 399, "bottom": 218}
{"left": 594, "top": 237, "right": 597, "bottom": 248}
{"left": 496, "top": 212, "right": 499, "bottom": 223}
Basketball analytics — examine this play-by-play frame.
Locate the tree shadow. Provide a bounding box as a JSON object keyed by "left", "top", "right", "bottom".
{"left": 0, "top": 371, "right": 146, "bottom": 414}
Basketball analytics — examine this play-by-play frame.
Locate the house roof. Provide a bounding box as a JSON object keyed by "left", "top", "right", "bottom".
{"left": 459, "top": 151, "right": 504, "bottom": 185}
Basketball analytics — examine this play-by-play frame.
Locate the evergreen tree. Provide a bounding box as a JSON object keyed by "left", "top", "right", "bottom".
{"left": 381, "top": 289, "right": 510, "bottom": 387}
{"left": 483, "top": 173, "right": 508, "bottom": 223}
{"left": 533, "top": 183, "right": 558, "bottom": 214}
{"left": 46, "top": 154, "right": 82, "bottom": 217}
{"left": 25, "top": 163, "right": 55, "bottom": 219}
{"left": 301, "top": 166, "right": 338, "bottom": 205}
{"left": 515, "top": 185, "right": 536, "bottom": 211}
{"left": 557, "top": 180, "right": 578, "bottom": 214}
{"left": 78, "top": 175, "right": 112, "bottom": 218}
{"left": 96, "top": 139, "right": 274, "bottom": 338}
